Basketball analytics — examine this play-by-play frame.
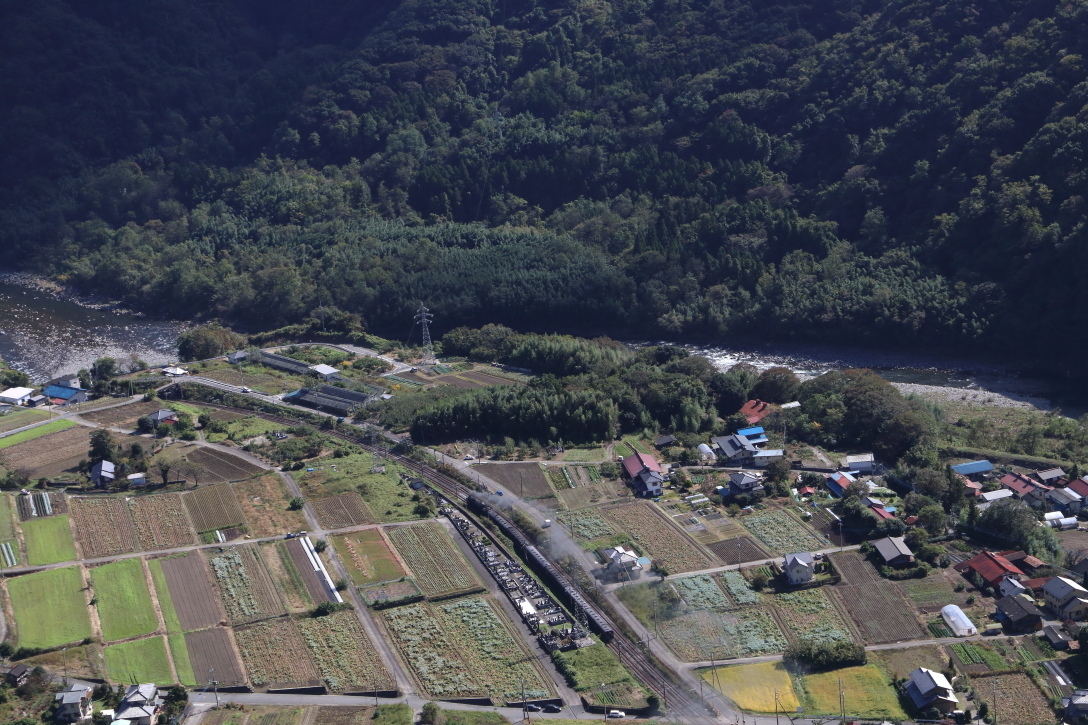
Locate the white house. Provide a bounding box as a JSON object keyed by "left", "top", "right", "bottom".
{"left": 115, "top": 684, "right": 162, "bottom": 725}
{"left": 1043, "top": 577, "right": 1088, "bottom": 619}
{"left": 604, "top": 546, "right": 644, "bottom": 579}
{"left": 840, "top": 453, "right": 876, "bottom": 473}
{"left": 752, "top": 449, "right": 785, "bottom": 467}
{"left": 309, "top": 364, "right": 340, "bottom": 381}
{"left": 783, "top": 552, "right": 814, "bottom": 585}
{"left": 0, "top": 387, "right": 34, "bottom": 405}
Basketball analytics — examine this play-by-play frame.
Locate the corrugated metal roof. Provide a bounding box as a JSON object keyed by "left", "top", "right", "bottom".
{"left": 951, "top": 460, "right": 994, "bottom": 475}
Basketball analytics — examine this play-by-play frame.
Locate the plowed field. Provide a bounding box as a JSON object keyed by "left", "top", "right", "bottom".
{"left": 130, "top": 494, "right": 197, "bottom": 549}
{"left": 159, "top": 552, "right": 223, "bottom": 631}
{"left": 0, "top": 427, "right": 89, "bottom": 477}
{"left": 187, "top": 447, "right": 265, "bottom": 483}
{"left": 81, "top": 401, "right": 161, "bottom": 428}
{"left": 311, "top": 492, "right": 374, "bottom": 529}
{"left": 475, "top": 463, "right": 553, "bottom": 498}
{"left": 184, "top": 484, "right": 245, "bottom": 533}
{"left": 285, "top": 538, "right": 333, "bottom": 603}
{"left": 185, "top": 627, "right": 246, "bottom": 685}
{"left": 69, "top": 497, "right": 140, "bottom": 558}
{"left": 707, "top": 536, "right": 771, "bottom": 564}
{"left": 234, "top": 618, "right": 321, "bottom": 690}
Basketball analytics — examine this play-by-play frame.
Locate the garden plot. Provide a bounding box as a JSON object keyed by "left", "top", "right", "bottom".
{"left": 81, "top": 400, "right": 162, "bottom": 428}
{"left": 673, "top": 574, "right": 732, "bottom": 610}
{"left": 602, "top": 502, "right": 715, "bottom": 574}
{"left": 15, "top": 490, "right": 67, "bottom": 521}
{"left": 740, "top": 509, "right": 829, "bottom": 555}
{"left": 234, "top": 618, "right": 321, "bottom": 690}
{"left": 234, "top": 475, "right": 307, "bottom": 537}
{"left": 0, "top": 494, "right": 17, "bottom": 566}
{"left": 475, "top": 463, "right": 553, "bottom": 498}
{"left": 837, "top": 581, "right": 924, "bottom": 644}
{"left": 8, "top": 566, "right": 92, "bottom": 649}
{"left": 333, "top": 529, "right": 406, "bottom": 586}
{"left": 207, "top": 546, "right": 287, "bottom": 625}
{"left": 158, "top": 552, "right": 223, "bottom": 631}
{"left": 381, "top": 602, "right": 479, "bottom": 699}
{"left": 313, "top": 707, "right": 375, "bottom": 725}
{"left": 386, "top": 522, "right": 483, "bottom": 599}
{"left": 557, "top": 509, "right": 619, "bottom": 542}
{"left": 185, "top": 627, "right": 246, "bottom": 686}
{"left": 436, "top": 597, "right": 554, "bottom": 703}
{"left": 0, "top": 426, "right": 89, "bottom": 478}
{"left": 285, "top": 538, "right": 334, "bottom": 604}
{"left": 295, "top": 451, "right": 418, "bottom": 523}
{"left": 311, "top": 492, "right": 374, "bottom": 529}
{"left": 721, "top": 571, "right": 763, "bottom": 605}
{"left": 187, "top": 447, "right": 266, "bottom": 483}
{"left": 70, "top": 497, "right": 140, "bottom": 558}
{"left": 360, "top": 580, "right": 422, "bottom": 607}
{"left": 899, "top": 573, "right": 962, "bottom": 613}
{"left": 261, "top": 541, "right": 317, "bottom": 612}
{"left": 973, "top": 672, "right": 1053, "bottom": 723}
{"left": 185, "top": 484, "right": 246, "bottom": 533}
{"left": 707, "top": 536, "right": 771, "bottom": 565}
{"left": 22, "top": 513, "right": 76, "bottom": 564}
{"left": 130, "top": 493, "right": 197, "bottom": 550}
{"left": 773, "top": 589, "right": 854, "bottom": 647}
{"left": 0, "top": 407, "right": 48, "bottom": 434}
{"left": 661, "top": 608, "right": 787, "bottom": 661}
{"left": 92, "top": 558, "right": 158, "bottom": 642}
{"left": 831, "top": 551, "right": 881, "bottom": 583}
{"left": 297, "top": 609, "right": 395, "bottom": 693}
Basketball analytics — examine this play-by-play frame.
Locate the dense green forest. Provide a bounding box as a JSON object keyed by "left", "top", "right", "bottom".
{"left": 8, "top": 0, "right": 1088, "bottom": 362}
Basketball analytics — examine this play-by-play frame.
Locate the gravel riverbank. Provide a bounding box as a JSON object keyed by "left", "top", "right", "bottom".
{"left": 893, "top": 382, "right": 1053, "bottom": 411}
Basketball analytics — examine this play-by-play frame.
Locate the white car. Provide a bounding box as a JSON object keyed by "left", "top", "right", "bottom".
{"left": 607, "top": 710, "right": 625, "bottom": 719}
{"left": 241, "top": 387, "right": 253, "bottom": 393}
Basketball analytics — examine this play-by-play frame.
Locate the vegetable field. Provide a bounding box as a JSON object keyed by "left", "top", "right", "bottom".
{"left": 707, "top": 536, "right": 771, "bottom": 565}
{"left": 22, "top": 513, "right": 76, "bottom": 564}
{"left": 838, "top": 581, "right": 924, "bottom": 643}
{"left": 673, "top": 575, "right": 731, "bottom": 610}
{"left": 70, "top": 497, "right": 140, "bottom": 558}
{"left": 92, "top": 558, "right": 158, "bottom": 641}
{"left": 8, "top": 566, "right": 92, "bottom": 649}
{"left": 234, "top": 617, "right": 321, "bottom": 689}
{"left": 130, "top": 493, "right": 197, "bottom": 549}
{"left": 740, "top": 510, "right": 828, "bottom": 555}
{"left": 721, "top": 571, "right": 762, "bottom": 605}
{"left": 333, "top": 529, "right": 405, "bottom": 586}
{"left": 185, "top": 484, "right": 246, "bottom": 533}
{"left": 381, "top": 602, "right": 479, "bottom": 698}
{"left": 602, "top": 502, "right": 714, "bottom": 574}
{"left": 0, "top": 426, "right": 88, "bottom": 478}
{"left": 208, "top": 547, "right": 287, "bottom": 624}
{"left": 297, "top": 610, "right": 395, "bottom": 693}
{"left": 773, "top": 590, "right": 854, "bottom": 647}
{"left": 558, "top": 510, "right": 617, "bottom": 541}
{"left": 360, "top": 579, "right": 422, "bottom": 607}
{"left": 187, "top": 447, "right": 266, "bottom": 483}
{"left": 104, "top": 636, "right": 175, "bottom": 685}
{"left": 386, "top": 522, "right": 482, "bottom": 598}
{"left": 185, "top": 627, "right": 246, "bottom": 685}
{"left": 158, "top": 552, "right": 223, "bottom": 630}
{"left": 661, "top": 608, "right": 787, "bottom": 660}
{"left": 311, "top": 492, "right": 374, "bottom": 529}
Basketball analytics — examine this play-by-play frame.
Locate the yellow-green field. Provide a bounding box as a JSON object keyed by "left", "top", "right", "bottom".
{"left": 700, "top": 662, "right": 799, "bottom": 713}
{"left": 0, "top": 419, "right": 76, "bottom": 448}
{"left": 800, "top": 665, "right": 907, "bottom": 720}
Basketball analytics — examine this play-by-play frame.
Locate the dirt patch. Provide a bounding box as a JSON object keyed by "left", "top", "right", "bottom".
{"left": 311, "top": 492, "right": 374, "bottom": 529}
{"left": 707, "top": 536, "right": 771, "bottom": 565}
{"left": 81, "top": 401, "right": 162, "bottom": 428}
{"left": 186, "top": 447, "right": 266, "bottom": 483}
{"left": 186, "top": 627, "right": 246, "bottom": 685}
{"left": 234, "top": 475, "right": 307, "bottom": 538}
{"left": 475, "top": 463, "right": 553, "bottom": 498}
{"left": 159, "top": 552, "right": 224, "bottom": 631}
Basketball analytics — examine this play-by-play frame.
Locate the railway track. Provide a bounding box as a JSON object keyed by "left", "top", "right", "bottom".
{"left": 176, "top": 393, "right": 720, "bottom": 721}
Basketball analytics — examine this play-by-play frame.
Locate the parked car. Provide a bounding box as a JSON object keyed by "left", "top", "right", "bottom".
{"left": 524, "top": 704, "right": 542, "bottom": 712}
{"left": 241, "top": 386, "right": 253, "bottom": 393}
{"left": 607, "top": 711, "right": 625, "bottom": 719}
{"left": 543, "top": 704, "right": 562, "bottom": 713}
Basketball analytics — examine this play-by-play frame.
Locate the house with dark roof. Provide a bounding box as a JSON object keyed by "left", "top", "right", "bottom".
{"left": 1044, "top": 577, "right": 1088, "bottom": 619}
{"left": 965, "top": 551, "right": 1024, "bottom": 588}
{"left": 653, "top": 434, "right": 677, "bottom": 448}
{"left": 90, "top": 460, "right": 115, "bottom": 488}
{"left": 1044, "top": 624, "right": 1074, "bottom": 650}
{"left": 783, "top": 552, "right": 814, "bottom": 585}
{"left": 621, "top": 452, "right": 666, "bottom": 497}
{"left": 1050, "top": 486, "right": 1084, "bottom": 513}
{"left": 6, "top": 663, "right": 29, "bottom": 687}
{"left": 905, "top": 667, "right": 958, "bottom": 714}
{"left": 727, "top": 471, "right": 764, "bottom": 498}
{"left": 227, "top": 350, "right": 248, "bottom": 364}
{"left": 116, "top": 684, "right": 162, "bottom": 725}
{"left": 738, "top": 399, "right": 775, "bottom": 424}
{"left": 318, "top": 385, "right": 370, "bottom": 405}
{"left": 284, "top": 388, "right": 356, "bottom": 415}
{"left": 711, "top": 434, "right": 757, "bottom": 463}
{"left": 995, "top": 594, "right": 1043, "bottom": 632}
{"left": 872, "top": 536, "right": 914, "bottom": 567}
{"left": 54, "top": 683, "right": 93, "bottom": 722}
{"left": 1037, "top": 467, "right": 1067, "bottom": 485}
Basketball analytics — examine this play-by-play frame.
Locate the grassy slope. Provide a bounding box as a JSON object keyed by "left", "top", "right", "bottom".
{"left": 22, "top": 514, "right": 76, "bottom": 565}
{"left": 92, "top": 558, "right": 158, "bottom": 641}
{"left": 8, "top": 566, "right": 92, "bottom": 649}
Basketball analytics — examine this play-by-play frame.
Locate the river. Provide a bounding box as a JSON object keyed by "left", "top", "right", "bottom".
{"left": 0, "top": 279, "right": 185, "bottom": 384}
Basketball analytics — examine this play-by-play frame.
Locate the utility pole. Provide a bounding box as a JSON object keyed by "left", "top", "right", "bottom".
{"left": 62, "top": 647, "right": 68, "bottom": 686}
{"left": 211, "top": 668, "right": 219, "bottom": 708}
{"left": 839, "top": 677, "right": 845, "bottom": 723}
{"left": 774, "top": 689, "right": 780, "bottom": 725}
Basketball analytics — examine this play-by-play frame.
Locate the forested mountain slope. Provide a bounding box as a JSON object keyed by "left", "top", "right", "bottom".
{"left": 6, "top": 0, "right": 1088, "bottom": 361}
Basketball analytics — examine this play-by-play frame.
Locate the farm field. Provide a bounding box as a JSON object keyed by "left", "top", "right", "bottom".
{"left": 0, "top": 494, "right": 15, "bottom": 539}
{"left": 739, "top": 509, "right": 828, "bottom": 555}
{"left": 104, "top": 636, "right": 175, "bottom": 685}
{"left": 386, "top": 522, "right": 482, "bottom": 598}
{"left": 552, "top": 643, "right": 643, "bottom": 707}
{"left": 15, "top": 490, "right": 68, "bottom": 521}
{"left": 285, "top": 538, "right": 333, "bottom": 604}
{"left": 187, "top": 446, "right": 266, "bottom": 483}
{"left": 157, "top": 552, "right": 223, "bottom": 631}
{"left": 311, "top": 492, "right": 374, "bottom": 529}
{"left": 81, "top": 400, "right": 161, "bottom": 428}
{"left": 0, "top": 407, "right": 48, "bottom": 434}
{"left": 381, "top": 602, "right": 479, "bottom": 699}
{"left": 21, "top": 642, "right": 103, "bottom": 681}
{"left": 185, "top": 627, "right": 246, "bottom": 686}
{"left": 234, "top": 617, "right": 322, "bottom": 690}
{"left": 876, "top": 645, "right": 948, "bottom": 679}
{"left": 207, "top": 546, "right": 286, "bottom": 624}
{"left": 837, "top": 580, "right": 924, "bottom": 643}
{"left": 205, "top": 414, "right": 288, "bottom": 444}
{"left": 773, "top": 589, "right": 855, "bottom": 647}
{"left": 0, "top": 426, "right": 89, "bottom": 477}
{"left": 436, "top": 597, "right": 553, "bottom": 702}
{"left": 7, "top": 566, "right": 92, "bottom": 649}
{"left": 700, "top": 662, "right": 798, "bottom": 713}
{"left": 70, "top": 497, "right": 140, "bottom": 558}
{"left": 556, "top": 481, "right": 627, "bottom": 509}
{"left": 556, "top": 447, "right": 606, "bottom": 462}
{"left": 974, "top": 673, "right": 1053, "bottom": 724}
{"left": 899, "top": 573, "right": 961, "bottom": 612}
{"left": 0, "top": 418, "right": 76, "bottom": 449}
{"left": 297, "top": 609, "right": 395, "bottom": 693}
{"left": 185, "top": 484, "right": 246, "bottom": 533}
{"left": 557, "top": 510, "right": 620, "bottom": 544}
{"left": 801, "top": 666, "right": 907, "bottom": 720}
{"left": 475, "top": 463, "right": 553, "bottom": 498}
{"left": 92, "top": 558, "right": 158, "bottom": 641}
{"left": 707, "top": 536, "right": 771, "bottom": 565}
{"left": 332, "top": 529, "right": 405, "bottom": 586}
{"left": 295, "top": 452, "right": 418, "bottom": 523}
{"left": 601, "top": 502, "right": 715, "bottom": 574}
{"left": 313, "top": 707, "right": 377, "bottom": 725}
{"left": 130, "top": 493, "right": 197, "bottom": 549}
{"left": 360, "top": 579, "right": 422, "bottom": 607}
{"left": 22, "top": 513, "right": 76, "bottom": 564}
{"left": 831, "top": 551, "right": 880, "bottom": 583}
{"left": 261, "top": 541, "right": 314, "bottom": 612}
{"left": 660, "top": 608, "right": 787, "bottom": 660}
{"left": 234, "top": 475, "right": 307, "bottom": 537}
{"left": 170, "top": 633, "right": 196, "bottom": 686}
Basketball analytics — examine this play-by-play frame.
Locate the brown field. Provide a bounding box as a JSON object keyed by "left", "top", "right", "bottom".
{"left": 831, "top": 551, "right": 881, "bottom": 584}
{"left": 459, "top": 370, "right": 521, "bottom": 386}
{"left": 1, "top": 427, "right": 89, "bottom": 477}
{"left": 159, "top": 552, "right": 223, "bottom": 631}
{"left": 877, "top": 645, "right": 948, "bottom": 680}
{"left": 207, "top": 545, "right": 287, "bottom": 625}
{"left": 69, "top": 497, "right": 140, "bottom": 558}
{"left": 15, "top": 491, "right": 68, "bottom": 521}
{"left": 557, "top": 481, "right": 628, "bottom": 509}
{"left": 187, "top": 447, "right": 266, "bottom": 483}
{"left": 311, "top": 492, "right": 374, "bottom": 529}
{"left": 475, "top": 463, "right": 553, "bottom": 498}
{"left": 185, "top": 627, "right": 246, "bottom": 685}
{"left": 233, "top": 618, "right": 321, "bottom": 690}
{"left": 386, "top": 522, "right": 483, "bottom": 598}
{"left": 129, "top": 494, "right": 197, "bottom": 550}
{"left": 184, "top": 484, "right": 246, "bottom": 533}
{"left": 707, "top": 536, "right": 771, "bottom": 564}
{"left": 81, "top": 401, "right": 161, "bottom": 428}
{"left": 432, "top": 375, "right": 484, "bottom": 389}
{"left": 207, "top": 409, "right": 246, "bottom": 422}
{"left": 234, "top": 475, "right": 307, "bottom": 537}
{"left": 313, "top": 707, "right": 374, "bottom": 725}
{"left": 262, "top": 542, "right": 314, "bottom": 612}
{"left": 602, "top": 502, "right": 716, "bottom": 574}
{"left": 974, "top": 673, "right": 1054, "bottom": 724}
{"left": 836, "top": 581, "right": 925, "bottom": 644}
{"left": 285, "top": 538, "right": 333, "bottom": 604}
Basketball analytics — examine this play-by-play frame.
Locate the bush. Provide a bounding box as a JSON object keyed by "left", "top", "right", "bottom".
{"left": 313, "top": 539, "right": 327, "bottom": 553}
{"left": 288, "top": 496, "right": 305, "bottom": 511}
{"left": 783, "top": 639, "right": 866, "bottom": 671}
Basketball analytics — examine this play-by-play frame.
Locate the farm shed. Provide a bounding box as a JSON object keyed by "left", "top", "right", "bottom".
{"left": 995, "top": 594, "right": 1043, "bottom": 632}
{"left": 309, "top": 363, "right": 340, "bottom": 380}
{"left": 940, "top": 604, "right": 977, "bottom": 636}
{"left": 1036, "top": 467, "right": 1066, "bottom": 484}
{"left": 227, "top": 350, "right": 248, "bottom": 364}
{"left": 840, "top": 453, "right": 875, "bottom": 473}
{"left": 738, "top": 399, "right": 775, "bottom": 424}
{"left": 873, "top": 536, "right": 914, "bottom": 567}
{"left": 42, "top": 384, "right": 87, "bottom": 405}
{"left": 1049, "top": 487, "right": 1083, "bottom": 513}
{"left": 824, "top": 471, "right": 856, "bottom": 498}
{"left": 0, "top": 387, "right": 33, "bottom": 405}
{"left": 752, "top": 449, "right": 785, "bottom": 467}
{"left": 90, "top": 460, "right": 115, "bottom": 488}
{"left": 653, "top": 434, "right": 677, "bottom": 448}
{"left": 950, "top": 460, "right": 994, "bottom": 477}
{"left": 1052, "top": 516, "right": 1079, "bottom": 530}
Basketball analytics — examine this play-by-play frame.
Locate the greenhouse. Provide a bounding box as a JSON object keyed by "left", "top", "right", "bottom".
{"left": 941, "top": 604, "right": 977, "bottom": 637}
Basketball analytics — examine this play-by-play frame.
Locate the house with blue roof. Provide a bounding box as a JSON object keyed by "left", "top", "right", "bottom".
{"left": 736, "top": 426, "right": 769, "bottom": 445}
{"left": 825, "top": 471, "right": 856, "bottom": 498}
{"left": 42, "top": 384, "right": 88, "bottom": 406}
{"left": 951, "top": 460, "right": 994, "bottom": 478}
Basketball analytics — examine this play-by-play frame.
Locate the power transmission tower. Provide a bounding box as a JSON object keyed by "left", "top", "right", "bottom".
{"left": 414, "top": 304, "right": 437, "bottom": 366}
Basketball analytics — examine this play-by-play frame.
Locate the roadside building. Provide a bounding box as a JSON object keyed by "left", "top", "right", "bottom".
{"left": 116, "top": 684, "right": 162, "bottom": 725}
{"left": 783, "top": 552, "right": 814, "bottom": 585}
{"left": 751, "top": 449, "right": 785, "bottom": 467}
{"left": 872, "top": 536, "right": 914, "bottom": 567}
{"left": 824, "top": 470, "right": 856, "bottom": 498}
{"left": 711, "top": 433, "right": 757, "bottom": 464}
{"left": 42, "top": 383, "right": 88, "bottom": 406}
{"left": 227, "top": 350, "right": 248, "bottom": 364}
{"left": 995, "top": 594, "right": 1043, "bottom": 632}
{"left": 736, "top": 426, "right": 768, "bottom": 445}
{"left": 840, "top": 453, "right": 876, "bottom": 473}
{"left": 1043, "top": 577, "right": 1088, "bottom": 619}
{"left": 941, "top": 604, "right": 977, "bottom": 636}
{"left": 0, "top": 387, "right": 34, "bottom": 405}
{"left": 309, "top": 363, "right": 340, "bottom": 381}
{"left": 905, "top": 667, "right": 958, "bottom": 714}
{"left": 950, "top": 460, "right": 994, "bottom": 479}
{"left": 1037, "top": 467, "right": 1067, "bottom": 486}
{"left": 653, "top": 434, "right": 677, "bottom": 448}
{"left": 1049, "top": 486, "right": 1084, "bottom": 514}
{"left": 1044, "top": 624, "right": 1074, "bottom": 650}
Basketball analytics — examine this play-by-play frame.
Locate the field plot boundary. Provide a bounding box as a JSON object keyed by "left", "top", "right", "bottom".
{"left": 184, "top": 484, "right": 246, "bottom": 534}
{"left": 158, "top": 552, "right": 224, "bottom": 631}
{"left": 187, "top": 447, "right": 266, "bottom": 483}
{"left": 386, "top": 522, "right": 484, "bottom": 599}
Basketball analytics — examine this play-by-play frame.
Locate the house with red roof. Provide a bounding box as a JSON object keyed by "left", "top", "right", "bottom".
{"left": 965, "top": 551, "right": 1025, "bottom": 588}
{"left": 1000, "top": 472, "right": 1051, "bottom": 507}
{"left": 738, "top": 399, "right": 775, "bottom": 425}
{"left": 621, "top": 452, "right": 665, "bottom": 498}
{"left": 1069, "top": 477, "right": 1088, "bottom": 498}
{"left": 870, "top": 506, "right": 895, "bottom": 521}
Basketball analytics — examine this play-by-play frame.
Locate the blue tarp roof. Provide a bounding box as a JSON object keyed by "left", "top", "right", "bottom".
{"left": 42, "top": 385, "right": 81, "bottom": 400}
{"left": 951, "top": 460, "right": 994, "bottom": 475}
{"left": 737, "top": 426, "right": 765, "bottom": 437}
